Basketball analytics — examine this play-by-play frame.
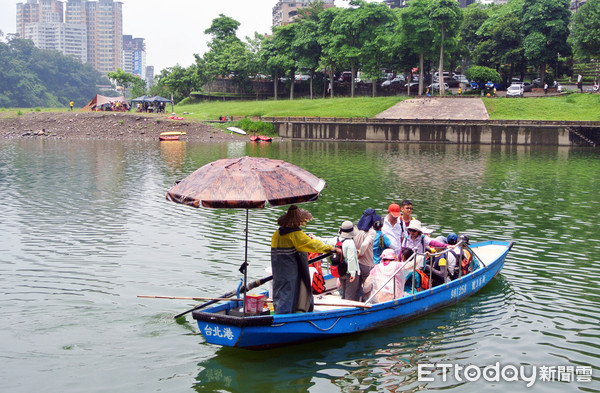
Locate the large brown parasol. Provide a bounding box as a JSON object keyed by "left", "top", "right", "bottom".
{"left": 165, "top": 156, "right": 326, "bottom": 313}
{"left": 166, "top": 156, "right": 326, "bottom": 209}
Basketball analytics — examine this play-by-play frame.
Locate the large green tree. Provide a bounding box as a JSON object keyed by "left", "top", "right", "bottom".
{"left": 570, "top": 0, "right": 600, "bottom": 61}
{"left": 401, "top": 0, "right": 436, "bottom": 95}
{"left": 0, "top": 37, "right": 104, "bottom": 108}
{"left": 521, "top": 0, "right": 571, "bottom": 85}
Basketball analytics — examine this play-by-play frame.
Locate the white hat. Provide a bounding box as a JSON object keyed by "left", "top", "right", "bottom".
{"left": 339, "top": 220, "right": 358, "bottom": 238}
{"left": 406, "top": 219, "right": 423, "bottom": 233}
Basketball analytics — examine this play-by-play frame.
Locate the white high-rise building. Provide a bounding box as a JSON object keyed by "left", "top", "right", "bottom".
{"left": 17, "top": 0, "right": 87, "bottom": 63}
{"left": 23, "top": 22, "right": 87, "bottom": 63}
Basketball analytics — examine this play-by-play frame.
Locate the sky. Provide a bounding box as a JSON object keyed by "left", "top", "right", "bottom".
{"left": 0, "top": 0, "right": 358, "bottom": 73}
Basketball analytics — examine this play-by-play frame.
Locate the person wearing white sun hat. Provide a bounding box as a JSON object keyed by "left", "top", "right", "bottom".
{"left": 401, "top": 219, "right": 449, "bottom": 255}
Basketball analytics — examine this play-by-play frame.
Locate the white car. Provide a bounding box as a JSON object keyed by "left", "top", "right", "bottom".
{"left": 428, "top": 82, "right": 450, "bottom": 91}
{"left": 506, "top": 84, "right": 524, "bottom": 97}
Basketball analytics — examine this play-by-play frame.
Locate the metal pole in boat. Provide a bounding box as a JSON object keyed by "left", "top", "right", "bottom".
{"left": 243, "top": 209, "right": 249, "bottom": 315}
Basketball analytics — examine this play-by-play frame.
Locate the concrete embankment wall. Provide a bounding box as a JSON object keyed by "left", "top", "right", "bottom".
{"left": 269, "top": 119, "right": 600, "bottom": 146}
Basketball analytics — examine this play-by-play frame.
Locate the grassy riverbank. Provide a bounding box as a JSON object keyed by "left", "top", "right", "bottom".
{"left": 482, "top": 93, "right": 600, "bottom": 121}
{"left": 174, "top": 93, "right": 600, "bottom": 121}
{"left": 2, "top": 93, "right": 599, "bottom": 122}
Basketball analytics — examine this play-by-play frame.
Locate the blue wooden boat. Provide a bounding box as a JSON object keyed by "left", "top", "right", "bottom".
{"left": 192, "top": 240, "right": 513, "bottom": 350}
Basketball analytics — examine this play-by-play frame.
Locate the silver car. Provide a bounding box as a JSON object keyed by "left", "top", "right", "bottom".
{"left": 506, "top": 84, "right": 523, "bottom": 97}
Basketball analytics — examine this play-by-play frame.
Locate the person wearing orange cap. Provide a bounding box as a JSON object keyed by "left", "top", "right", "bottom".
{"left": 382, "top": 203, "right": 405, "bottom": 256}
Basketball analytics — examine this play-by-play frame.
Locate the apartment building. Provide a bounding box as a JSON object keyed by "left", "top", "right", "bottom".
{"left": 24, "top": 22, "right": 87, "bottom": 62}
{"left": 65, "top": 0, "right": 123, "bottom": 74}
{"left": 123, "top": 35, "right": 146, "bottom": 79}
{"left": 17, "top": 0, "right": 87, "bottom": 63}
{"left": 272, "top": 0, "right": 335, "bottom": 27}
{"left": 16, "top": 0, "right": 63, "bottom": 38}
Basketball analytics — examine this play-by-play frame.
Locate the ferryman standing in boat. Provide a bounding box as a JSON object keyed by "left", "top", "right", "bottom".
{"left": 271, "top": 205, "right": 337, "bottom": 314}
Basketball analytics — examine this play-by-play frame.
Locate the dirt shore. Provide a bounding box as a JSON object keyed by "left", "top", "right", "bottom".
{"left": 0, "top": 111, "right": 248, "bottom": 142}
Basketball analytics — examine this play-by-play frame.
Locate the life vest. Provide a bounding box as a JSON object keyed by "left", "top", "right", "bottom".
{"left": 308, "top": 259, "right": 325, "bottom": 294}
{"left": 448, "top": 248, "right": 473, "bottom": 279}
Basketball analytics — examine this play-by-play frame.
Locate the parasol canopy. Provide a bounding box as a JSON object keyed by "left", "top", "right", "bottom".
{"left": 165, "top": 156, "right": 326, "bottom": 209}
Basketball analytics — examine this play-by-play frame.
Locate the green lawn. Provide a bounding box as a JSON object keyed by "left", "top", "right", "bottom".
{"left": 175, "top": 96, "right": 408, "bottom": 120}
{"left": 483, "top": 93, "right": 600, "bottom": 121}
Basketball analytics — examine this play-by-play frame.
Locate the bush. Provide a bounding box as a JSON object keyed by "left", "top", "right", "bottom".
{"left": 235, "top": 117, "right": 276, "bottom": 136}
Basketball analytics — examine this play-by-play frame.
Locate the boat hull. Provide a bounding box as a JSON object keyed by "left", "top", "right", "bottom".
{"left": 193, "top": 240, "right": 512, "bottom": 350}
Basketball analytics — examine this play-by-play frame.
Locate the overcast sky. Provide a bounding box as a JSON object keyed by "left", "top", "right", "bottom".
{"left": 0, "top": 0, "right": 362, "bottom": 73}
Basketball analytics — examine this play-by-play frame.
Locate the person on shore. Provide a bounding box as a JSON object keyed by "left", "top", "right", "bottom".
{"left": 382, "top": 203, "right": 404, "bottom": 257}
{"left": 544, "top": 83, "right": 548, "bottom": 95}
{"left": 458, "top": 85, "right": 462, "bottom": 96}
{"left": 312, "top": 221, "right": 361, "bottom": 301}
{"left": 69, "top": 100, "right": 74, "bottom": 111}
{"left": 271, "top": 205, "right": 337, "bottom": 314}
{"left": 578, "top": 74, "right": 583, "bottom": 93}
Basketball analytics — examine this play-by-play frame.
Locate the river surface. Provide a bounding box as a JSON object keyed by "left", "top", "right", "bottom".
{"left": 1, "top": 138, "right": 599, "bottom": 393}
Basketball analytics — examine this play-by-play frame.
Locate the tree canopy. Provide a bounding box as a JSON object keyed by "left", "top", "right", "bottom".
{"left": 0, "top": 37, "right": 108, "bottom": 108}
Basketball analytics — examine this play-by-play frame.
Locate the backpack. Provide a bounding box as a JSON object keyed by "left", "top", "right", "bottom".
{"left": 415, "top": 268, "right": 430, "bottom": 291}
{"left": 448, "top": 248, "right": 473, "bottom": 279}
{"left": 329, "top": 237, "right": 349, "bottom": 277}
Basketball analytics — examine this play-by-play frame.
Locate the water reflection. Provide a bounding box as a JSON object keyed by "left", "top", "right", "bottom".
{"left": 1, "top": 139, "right": 599, "bottom": 393}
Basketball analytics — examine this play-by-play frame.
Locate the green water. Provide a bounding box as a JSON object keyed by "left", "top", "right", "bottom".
{"left": 0, "top": 139, "right": 598, "bottom": 392}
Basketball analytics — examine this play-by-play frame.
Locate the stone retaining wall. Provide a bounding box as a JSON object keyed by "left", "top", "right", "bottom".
{"left": 271, "top": 119, "right": 598, "bottom": 146}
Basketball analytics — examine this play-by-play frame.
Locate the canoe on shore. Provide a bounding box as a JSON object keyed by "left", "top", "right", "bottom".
{"left": 192, "top": 240, "right": 513, "bottom": 350}
{"left": 159, "top": 131, "right": 186, "bottom": 141}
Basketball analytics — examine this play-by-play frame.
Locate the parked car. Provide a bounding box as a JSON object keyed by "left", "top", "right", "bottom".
{"left": 443, "top": 77, "right": 459, "bottom": 88}
{"left": 454, "top": 75, "right": 470, "bottom": 85}
{"left": 338, "top": 71, "right": 352, "bottom": 82}
{"left": 295, "top": 74, "right": 310, "bottom": 81}
{"left": 506, "top": 84, "right": 524, "bottom": 97}
{"left": 428, "top": 82, "right": 450, "bottom": 91}
{"left": 511, "top": 82, "right": 532, "bottom": 92}
{"left": 532, "top": 78, "right": 557, "bottom": 88}
{"left": 381, "top": 77, "right": 404, "bottom": 88}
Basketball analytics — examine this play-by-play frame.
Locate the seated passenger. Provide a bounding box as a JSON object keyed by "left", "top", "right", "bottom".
{"left": 363, "top": 248, "right": 417, "bottom": 303}
{"left": 372, "top": 220, "right": 391, "bottom": 265}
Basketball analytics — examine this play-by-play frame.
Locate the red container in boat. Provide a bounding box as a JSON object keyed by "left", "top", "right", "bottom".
{"left": 245, "top": 294, "right": 265, "bottom": 314}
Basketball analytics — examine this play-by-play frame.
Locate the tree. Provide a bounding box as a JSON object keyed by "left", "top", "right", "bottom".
{"left": 318, "top": 7, "right": 344, "bottom": 98}
{"left": 271, "top": 24, "right": 300, "bottom": 99}
{"left": 570, "top": 0, "right": 600, "bottom": 61}
{"left": 458, "top": 5, "right": 490, "bottom": 68}
{"left": 152, "top": 64, "right": 199, "bottom": 103}
{"left": 401, "top": 0, "right": 436, "bottom": 95}
{"left": 521, "top": 0, "right": 571, "bottom": 86}
{"left": 473, "top": 1, "right": 525, "bottom": 82}
{"left": 428, "top": 0, "right": 462, "bottom": 95}
{"left": 107, "top": 68, "right": 138, "bottom": 96}
{"left": 202, "top": 15, "right": 255, "bottom": 94}
{"left": 465, "top": 65, "right": 501, "bottom": 89}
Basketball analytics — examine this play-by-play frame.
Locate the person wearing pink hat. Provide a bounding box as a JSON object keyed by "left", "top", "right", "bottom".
{"left": 382, "top": 203, "right": 405, "bottom": 257}
{"left": 363, "top": 248, "right": 417, "bottom": 303}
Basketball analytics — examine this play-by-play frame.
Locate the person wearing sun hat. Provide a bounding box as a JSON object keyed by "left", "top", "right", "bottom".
{"left": 401, "top": 219, "right": 449, "bottom": 255}
{"left": 382, "top": 203, "right": 405, "bottom": 257}
{"left": 312, "top": 220, "right": 361, "bottom": 301}
{"left": 271, "top": 205, "right": 337, "bottom": 314}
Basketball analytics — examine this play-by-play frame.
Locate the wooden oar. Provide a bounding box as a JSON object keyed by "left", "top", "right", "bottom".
{"left": 172, "top": 252, "right": 333, "bottom": 319}
{"left": 140, "top": 294, "right": 371, "bottom": 309}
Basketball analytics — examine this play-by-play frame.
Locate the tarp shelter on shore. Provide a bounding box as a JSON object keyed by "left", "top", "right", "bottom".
{"left": 131, "top": 95, "right": 172, "bottom": 104}
{"left": 82, "top": 94, "right": 129, "bottom": 111}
